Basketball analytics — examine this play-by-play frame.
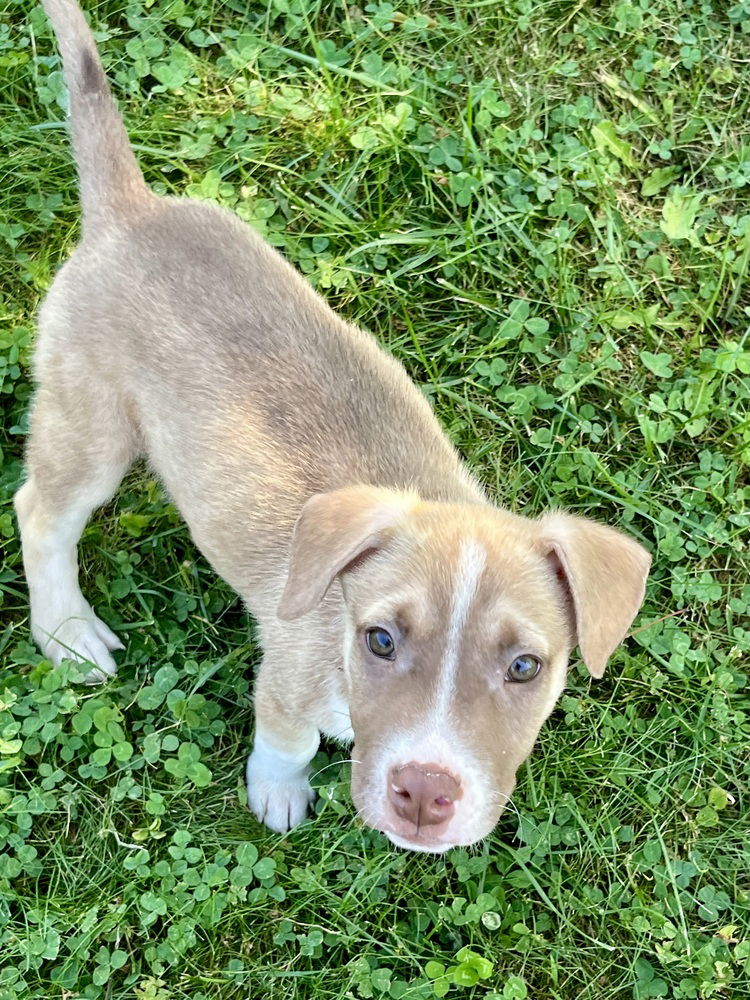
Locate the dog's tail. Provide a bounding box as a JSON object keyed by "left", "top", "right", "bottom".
{"left": 42, "top": 0, "right": 150, "bottom": 229}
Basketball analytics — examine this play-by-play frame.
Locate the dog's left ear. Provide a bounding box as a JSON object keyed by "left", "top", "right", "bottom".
{"left": 278, "top": 486, "right": 417, "bottom": 621}
{"left": 537, "top": 513, "right": 651, "bottom": 678}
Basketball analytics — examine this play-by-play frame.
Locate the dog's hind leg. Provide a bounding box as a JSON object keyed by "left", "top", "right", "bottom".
{"left": 14, "top": 380, "right": 140, "bottom": 682}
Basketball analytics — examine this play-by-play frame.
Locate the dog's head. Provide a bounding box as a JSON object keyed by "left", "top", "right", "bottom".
{"left": 278, "top": 486, "right": 651, "bottom": 852}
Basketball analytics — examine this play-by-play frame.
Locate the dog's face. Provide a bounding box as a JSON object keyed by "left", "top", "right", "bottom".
{"left": 280, "top": 487, "right": 651, "bottom": 852}
{"left": 341, "top": 510, "right": 573, "bottom": 850}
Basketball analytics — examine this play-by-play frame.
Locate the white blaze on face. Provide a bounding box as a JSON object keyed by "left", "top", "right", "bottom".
{"left": 434, "top": 537, "right": 487, "bottom": 719}
{"left": 357, "top": 537, "right": 507, "bottom": 849}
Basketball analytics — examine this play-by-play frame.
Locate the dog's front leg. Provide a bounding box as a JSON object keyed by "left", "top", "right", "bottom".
{"left": 246, "top": 675, "right": 319, "bottom": 832}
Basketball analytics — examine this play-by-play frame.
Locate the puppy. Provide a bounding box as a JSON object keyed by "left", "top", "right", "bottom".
{"left": 15, "top": 0, "right": 651, "bottom": 852}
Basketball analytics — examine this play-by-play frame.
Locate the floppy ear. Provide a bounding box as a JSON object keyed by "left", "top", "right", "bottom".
{"left": 278, "top": 486, "right": 417, "bottom": 621}
{"left": 537, "top": 513, "right": 651, "bottom": 678}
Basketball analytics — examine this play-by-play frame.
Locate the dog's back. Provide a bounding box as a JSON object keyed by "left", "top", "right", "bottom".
{"left": 34, "top": 2, "right": 481, "bottom": 611}
{"left": 39, "top": 189, "right": 481, "bottom": 594}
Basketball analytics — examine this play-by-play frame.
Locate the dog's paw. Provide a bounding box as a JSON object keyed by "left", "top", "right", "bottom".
{"left": 33, "top": 607, "right": 124, "bottom": 684}
{"left": 247, "top": 771, "right": 315, "bottom": 833}
{"left": 246, "top": 739, "right": 317, "bottom": 833}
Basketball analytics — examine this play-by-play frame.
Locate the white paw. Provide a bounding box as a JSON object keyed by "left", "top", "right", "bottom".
{"left": 246, "top": 768, "right": 315, "bottom": 833}
{"left": 245, "top": 734, "right": 318, "bottom": 833}
{"left": 33, "top": 602, "right": 123, "bottom": 684}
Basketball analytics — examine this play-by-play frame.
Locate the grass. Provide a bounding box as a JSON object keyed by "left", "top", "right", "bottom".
{"left": 1, "top": 0, "right": 749, "bottom": 997}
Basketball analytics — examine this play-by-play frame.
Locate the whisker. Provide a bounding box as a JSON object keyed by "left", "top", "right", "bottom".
{"left": 310, "top": 758, "right": 363, "bottom": 781}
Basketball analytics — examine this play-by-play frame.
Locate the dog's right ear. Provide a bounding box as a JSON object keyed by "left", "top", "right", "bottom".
{"left": 278, "top": 486, "right": 416, "bottom": 621}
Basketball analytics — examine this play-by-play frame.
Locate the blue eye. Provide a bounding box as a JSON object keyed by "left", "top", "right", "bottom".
{"left": 366, "top": 628, "right": 395, "bottom": 660}
{"left": 506, "top": 655, "right": 542, "bottom": 683}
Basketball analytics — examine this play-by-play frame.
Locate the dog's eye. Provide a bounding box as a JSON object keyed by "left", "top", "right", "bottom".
{"left": 365, "top": 627, "right": 395, "bottom": 659}
{"left": 506, "top": 655, "right": 542, "bottom": 683}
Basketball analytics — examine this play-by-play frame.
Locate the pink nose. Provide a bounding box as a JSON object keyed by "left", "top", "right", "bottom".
{"left": 388, "top": 763, "right": 460, "bottom": 829}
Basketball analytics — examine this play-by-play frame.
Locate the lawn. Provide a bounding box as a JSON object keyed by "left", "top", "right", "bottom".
{"left": 1, "top": 0, "right": 749, "bottom": 997}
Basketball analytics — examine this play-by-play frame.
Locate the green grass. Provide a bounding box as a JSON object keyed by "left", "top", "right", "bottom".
{"left": 1, "top": 0, "right": 750, "bottom": 997}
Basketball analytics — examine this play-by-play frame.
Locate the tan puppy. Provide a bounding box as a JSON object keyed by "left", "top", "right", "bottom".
{"left": 16, "top": 0, "right": 651, "bottom": 852}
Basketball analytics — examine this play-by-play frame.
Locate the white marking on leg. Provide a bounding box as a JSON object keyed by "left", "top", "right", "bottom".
{"left": 249, "top": 732, "right": 320, "bottom": 778}
{"left": 246, "top": 731, "right": 319, "bottom": 833}
{"left": 16, "top": 480, "right": 123, "bottom": 681}
{"left": 434, "top": 538, "right": 486, "bottom": 718}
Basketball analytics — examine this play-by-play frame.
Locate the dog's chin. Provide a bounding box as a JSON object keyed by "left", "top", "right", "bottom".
{"left": 383, "top": 830, "right": 456, "bottom": 853}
